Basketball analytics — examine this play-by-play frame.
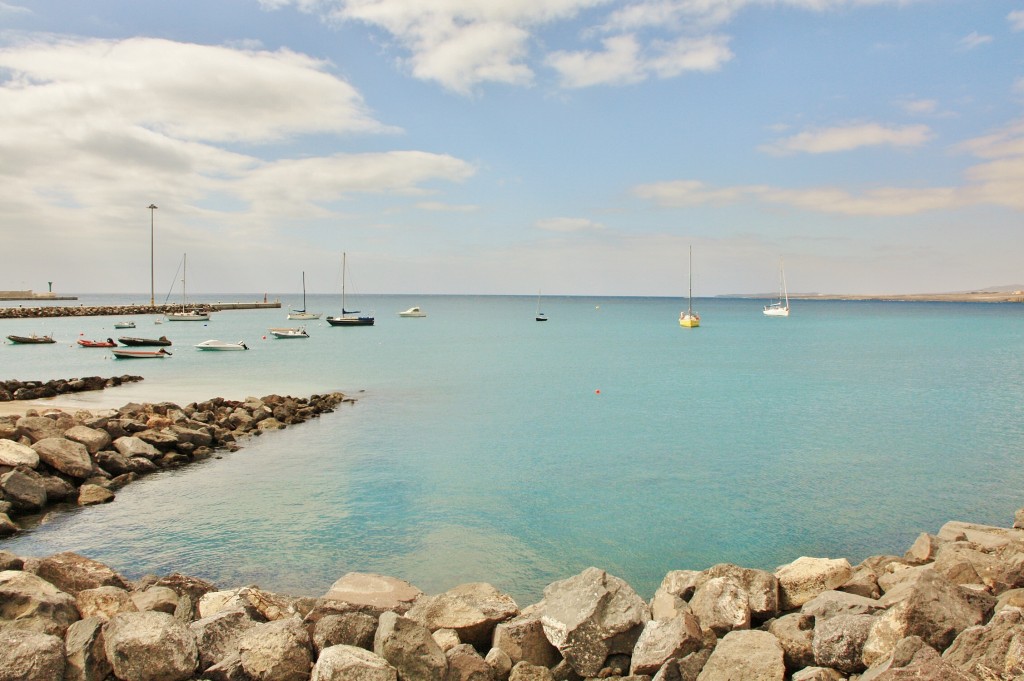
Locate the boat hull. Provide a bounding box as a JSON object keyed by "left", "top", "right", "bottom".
{"left": 399, "top": 308, "right": 425, "bottom": 317}
{"left": 118, "top": 336, "right": 172, "bottom": 347}
{"left": 326, "top": 316, "right": 375, "bottom": 327}
{"left": 268, "top": 327, "right": 309, "bottom": 338}
{"left": 7, "top": 335, "right": 55, "bottom": 344}
{"left": 113, "top": 322, "right": 136, "bottom": 329}
{"left": 78, "top": 339, "right": 116, "bottom": 348}
{"left": 113, "top": 349, "right": 170, "bottom": 359}
{"left": 763, "top": 305, "right": 790, "bottom": 317}
{"left": 166, "top": 312, "right": 210, "bottom": 321}
{"left": 287, "top": 312, "right": 321, "bottom": 320}
{"left": 195, "top": 340, "right": 248, "bottom": 351}
{"left": 679, "top": 314, "right": 700, "bottom": 328}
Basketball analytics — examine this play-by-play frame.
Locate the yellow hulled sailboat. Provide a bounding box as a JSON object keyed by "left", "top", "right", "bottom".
{"left": 680, "top": 245, "right": 700, "bottom": 328}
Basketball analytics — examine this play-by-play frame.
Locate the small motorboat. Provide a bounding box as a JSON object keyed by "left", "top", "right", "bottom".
{"left": 113, "top": 321, "right": 136, "bottom": 329}
{"left": 113, "top": 348, "right": 171, "bottom": 359}
{"left": 78, "top": 338, "right": 117, "bottom": 348}
{"left": 7, "top": 334, "right": 56, "bottom": 344}
{"left": 195, "top": 339, "right": 248, "bottom": 351}
{"left": 399, "top": 307, "right": 426, "bottom": 317}
{"left": 268, "top": 327, "right": 309, "bottom": 339}
{"left": 118, "top": 336, "right": 172, "bottom": 347}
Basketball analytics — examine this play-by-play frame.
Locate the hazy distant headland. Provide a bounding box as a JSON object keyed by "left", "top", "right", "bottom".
{"left": 720, "top": 284, "right": 1024, "bottom": 303}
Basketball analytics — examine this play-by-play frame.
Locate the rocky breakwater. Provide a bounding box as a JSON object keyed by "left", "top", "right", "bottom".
{"left": 0, "top": 375, "right": 144, "bottom": 402}
{"left": 0, "top": 392, "right": 349, "bottom": 536}
{"left": 3, "top": 513, "right": 1024, "bottom": 681}
{"left": 0, "top": 303, "right": 214, "bottom": 319}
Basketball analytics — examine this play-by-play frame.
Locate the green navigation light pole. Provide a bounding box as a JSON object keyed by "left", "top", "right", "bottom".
{"left": 148, "top": 204, "right": 157, "bottom": 307}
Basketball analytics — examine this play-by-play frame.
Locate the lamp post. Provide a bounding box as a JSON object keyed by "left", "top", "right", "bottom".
{"left": 148, "top": 204, "right": 157, "bottom": 307}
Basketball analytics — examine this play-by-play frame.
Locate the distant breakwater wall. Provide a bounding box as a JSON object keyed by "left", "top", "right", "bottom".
{"left": 0, "top": 391, "right": 350, "bottom": 538}
{"left": 0, "top": 302, "right": 280, "bottom": 319}
{"left": 0, "top": 375, "right": 144, "bottom": 402}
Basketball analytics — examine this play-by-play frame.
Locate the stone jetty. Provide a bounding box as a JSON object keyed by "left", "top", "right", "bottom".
{"left": 0, "top": 301, "right": 280, "bottom": 319}
{"left": 0, "top": 375, "right": 144, "bottom": 402}
{"left": 3, "top": 400, "right": 1024, "bottom": 680}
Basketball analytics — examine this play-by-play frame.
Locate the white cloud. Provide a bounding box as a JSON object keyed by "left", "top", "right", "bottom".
{"left": 957, "top": 31, "right": 993, "bottom": 50}
{"left": 0, "top": 2, "right": 30, "bottom": 15}
{"left": 760, "top": 123, "right": 934, "bottom": 155}
{"left": 899, "top": 98, "right": 938, "bottom": 115}
{"left": 1010, "top": 10, "right": 1024, "bottom": 32}
{"left": 416, "top": 201, "right": 479, "bottom": 212}
{"left": 547, "top": 34, "right": 644, "bottom": 87}
{"left": 631, "top": 180, "right": 752, "bottom": 206}
{"left": 535, "top": 216, "right": 606, "bottom": 231}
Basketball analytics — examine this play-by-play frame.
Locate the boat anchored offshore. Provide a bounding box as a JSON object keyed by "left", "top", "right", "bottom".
{"left": 268, "top": 327, "right": 309, "bottom": 339}
{"left": 399, "top": 307, "right": 426, "bottom": 318}
{"left": 195, "top": 339, "right": 248, "bottom": 351}
{"left": 679, "top": 245, "right": 700, "bottom": 328}
{"left": 113, "top": 348, "right": 171, "bottom": 359}
{"left": 113, "top": 321, "right": 136, "bottom": 329}
{"left": 288, "top": 272, "right": 321, "bottom": 320}
{"left": 165, "top": 254, "right": 210, "bottom": 321}
{"left": 326, "top": 252, "right": 374, "bottom": 327}
{"left": 763, "top": 259, "right": 790, "bottom": 317}
{"left": 118, "top": 336, "right": 172, "bottom": 347}
{"left": 7, "top": 334, "right": 56, "bottom": 344}
{"left": 78, "top": 338, "right": 116, "bottom": 348}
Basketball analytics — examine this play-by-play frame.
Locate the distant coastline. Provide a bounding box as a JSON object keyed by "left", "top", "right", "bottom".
{"left": 720, "top": 290, "right": 1024, "bottom": 303}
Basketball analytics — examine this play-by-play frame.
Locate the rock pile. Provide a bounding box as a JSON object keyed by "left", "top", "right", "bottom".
{"left": 0, "top": 392, "right": 349, "bottom": 536}
{"left": 0, "top": 375, "right": 144, "bottom": 402}
{"left": 3, "top": 513, "right": 1024, "bottom": 680}
{"left": 0, "top": 304, "right": 214, "bottom": 319}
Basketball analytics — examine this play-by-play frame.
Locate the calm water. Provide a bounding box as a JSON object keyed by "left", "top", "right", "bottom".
{"left": 2, "top": 294, "right": 1023, "bottom": 605}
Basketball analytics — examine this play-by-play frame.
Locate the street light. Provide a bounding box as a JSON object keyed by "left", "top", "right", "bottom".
{"left": 148, "top": 204, "right": 157, "bottom": 306}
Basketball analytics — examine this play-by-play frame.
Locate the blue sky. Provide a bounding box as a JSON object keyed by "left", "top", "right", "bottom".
{"left": 1, "top": 0, "right": 1022, "bottom": 296}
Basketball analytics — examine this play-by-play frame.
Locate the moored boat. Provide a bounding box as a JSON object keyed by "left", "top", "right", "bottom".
{"left": 113, "top": 348, "right": 171, "bottom": 359}
{"left": 165, "top": 253, "right": 211, "bottom": 321}
{"left": 113, "top": 321, "right": 136, "bottom": 329}
{"left": 763, "top": 259, "right": 790, "bottom": 317}
{"left": 195, "top": 339, "right": 248, "bottom": 351}
{"left": 7, "top": 334, "right": 56, "bottom": 344}
{"left": 78, "top": 338, "right": 117, "bottom": 348}
{"left": 326, "top": 252, "right": 375, "bottom": 327}
{"left": 679, "top": 245, "right": 700, "bottom": 328}
{"left": 399, "top": 307, "right": 426, "bottom": 318}
{"left": 118, "top": 336, "right": 172, "bottom": 347}
{"left": 287, "top": 272, "right": 321, "bottom": 320}
{"left": 268, "top": 327, "right": 309, "bottom": 339}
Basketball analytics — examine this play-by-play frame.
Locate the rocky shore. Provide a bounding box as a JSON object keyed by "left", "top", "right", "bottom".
{"left": 2, "top": 399, "right": 1023, "bottom": 680}
{"left": 0, "top": 303, "right": 216, "bottom": 319}
{"left": 0, "top": 375, "right": 144, "bottom": 402}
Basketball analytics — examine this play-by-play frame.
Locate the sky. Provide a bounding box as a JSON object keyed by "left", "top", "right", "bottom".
{"left": 1, "top": 0, "right": 1022, "bottom": 297}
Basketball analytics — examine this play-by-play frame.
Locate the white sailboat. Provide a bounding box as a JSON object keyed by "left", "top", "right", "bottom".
{"left": 679, "top": 245, "right": 700, "bottom": 328}
{"left": 288, "top": 271, "right": 321, "bottom": 320}
{"left": 165, "top": 254, "right": 210, "bottom": 321}
{"left": 763, "top": 259, "right": 790, "bottom": 317}
{"left": 326, "top": 252, "right": 375, "bottom": 327}
{"left": 535, "top": 290, "right": 547, "bottom": 321}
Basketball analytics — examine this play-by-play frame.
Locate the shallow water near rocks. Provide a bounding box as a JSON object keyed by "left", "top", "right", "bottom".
{"left": 2, "top": 294, "right": 1023, "bottom": 604}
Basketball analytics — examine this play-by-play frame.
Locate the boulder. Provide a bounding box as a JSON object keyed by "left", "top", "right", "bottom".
{"left": 941, "top": 606, "right": 1024, "bottom": 678}
{"left": 801, "top": 590, "right": 884, "bottom": 620}
{"left": 539, "top": 567, "right": 651, "bottom": 676}
{"left": 33, "top": 552, "right": 127, "bottom": 595}
{"left": 112, "top": 436, "right": 161, "bottom": 459}
{"left": 841, "top": 564, "right": 882, "bottom": 600}
{"left": 0, "top": 438, "right": 39, "bottom": 468}
{"left": 76, "top": 585, "right": 138, "bottom": 621}
{"left": 31, "top": 437, "right": 94, "bottom": 478}
{"left": 238, "top": 616, "right": 313, "bottom": 681}
{"left": 374, "top": 611, "right": 448, "bottom": 681}
{"left": 78, "top": 484, "right": 115, "bottom": 506}
{"left": 695, "top": 629, "right": 785, "bottom": 681}
{"left": 103, "top": 611, "right": 198, "bottom": 681}
{"left": 63, "top": 425, "right": 111, "bottom": 455}
{"left": 776, "top": 557, "right": 853, "bottom": 611}
{"left": 904, "top": 533, "right": 942, "bottom": 565}
{"left": 131, "top": 585, "right": 180, "bottom": 614}
{"left": 767, "top": 612, "right": 815, "bottom": 672}
{"left": 492, "top": 612, "right": 561, "bottom": 667}
{"left": 932, "top": 542, "right": 1003, "bottom": 589}
{"left": 447, "top": 642, "right": 496, "bottom": 681}
{"left": 312, "top": 644, "right": 398, "bottom": 681}
{"left": 0, "top": 550, "right": 23, "bottom": 570}
{"left": 700, "top": 564, "right": 779, "bottom": 619}
{"left": 0, "top": 569, "right": 80, "bottom": 636}
{"left": 96, "top": 450, "right": 157, "bottom": 476}
{"left": 15, "top": 415, "right": 63, "bottom": 443}
{"left": 41, "top": 472, "right": 77, "bottom": 501}
{"left": 629, "top": 612, "right": 704, "bottom": 675}
{"left": 190, "top": 608, "right": 260, "bottom": 672}
{"left": 406, "top": 582, "right": 519, "bottom": 649}
{"left": 0, "top": 629, "right": 66, "bottom": 681}
{"left": 791, "top": 668, "right": 844, "bottom": 681}
{"left": 862, "top": 567, "right": 993, "bottom": 666}
{"left": 811, "top": 613, "right": 874, "bottom": 674}
{"left": 485, "top": 647, "right": 513, "bottom": 680}
{"left": 862, "top": 640, "right": 975, "bottom": 680}
{"left": 0, "top": 468, "right": 47, "bottom": 511}
{"left": 508, "top": 661, "right": 555, "bottom": 681}
{"left": 199, "top": 585, "right": 297, "bottom": 621}
{"left": 688, "top": 576, "right": 750, "bottom": 634}
{"left": 312, "top": 611, "right": 379, "bottom": 653}
{"left": 64, "top": 617, "right": 112, "bottom": 681}
{"left": 433, "top": 627, "right": 462, "bottom": 651}
{"left": 0, "top": 512, "right": 18, "bottom": 536}
{"left": 937, "top": 520, "right": 1024, "bottom": 550}
{"left": 319, "top": 572, "right": 423, "bottom": 617}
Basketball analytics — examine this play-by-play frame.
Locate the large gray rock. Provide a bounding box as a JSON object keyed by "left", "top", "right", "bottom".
{"left": 0, "top": 469, "right": 47, "bottom": 511}
{"left": 776, "top": 557, "right": 853, "bottom": 611}
{"left": 811, "top": 613, "right": 874, "bottom": 674}
{"left": 767, "top": 612, "right": 815, "bottom": 672}
{"left": 312, "top": 644, "right": 398, "bottom": 681}
{"left": 76, "top": 585, "right": 139, "bottom": 621}
{"left": 932, "top": 542, "right": 1002, "bottom": 589}
{"left": 699, "top": 564, "right": 779, "bottom": 619}
{"left": 63, "top": 425, "right": 112, "bottom": 455}
{"left": 941, "top": 606, "right": 1024, "bottom": 678}
{"left": 508, "top": 661, "right": 555, "bottom": 681}
{"left": 0, "top": 438, "right": 39, "bottom": 468}
{"left": 95, "top": 450, "right": 157, "bottom": 476}
{"left": 238, "top": 616, "right": 313, "bottom": 681}
{"left": 651, "top": 570, "right": 702, "bottom": 621}
{"left": 864, "top": 641, "right": 976, "bottom": 680}
{"left": 0, "top": 569, "right": 79, "bottom": 636}
{"left": 33, "top": 551, "right": 127, "bottom": 596}
{"left": 319, "top": 572, "right": 423, "bottom": 617}
{"left": 64, "top": 617, "right": 112, "bottom": 681}
{"left": 801, "top": 590, "right": 884, "bottom": 620}
{"left": 695, "top": 629, "right": 785, "bottom": 681}
{"left": 190, "top": 608, "right": 260, "bottom": 672}
{"left": 862, "top": 567, "right": 993, "bottom": 666}
{"left": 112, "top": 436, "right": 161, "bottom": 459}
{"left": 31, "top": 437, "right": 94, "bottom": 478}
{"left": 78, "top": 484, "right": 115, "bottom": 506}
{"left": 374, "top": 611, "right": 448, "bottom": 681}
{"left": 492, "top": 612, "right": 561, "bottom": 668}
{"left": 312, "top": 612, "right": 378, "bottom": 653}
{"left": 688, "top": 576, "right": 750, "bottom": 634}
{"left": 539, "top": 567, "right": 650, "bottom": 676}
{"left": 446, "top": 642, "right": 496, "bottom": 681}
{"left": 0, "top": 629, "right": 66, "bottom": 681}
{"left": 199, "top": 585, "right": 298, "bottom": 622}
{"left": 937, "top": 520, "right": 1024, "bottom": 550}
{"left": 130, "top": 585, "right": 180, "bottom": 614}
{"left": 15, "top": 415, "right": 63, "bottom": 443}
{"left": 406, "top": 582, "right": 519, "bottom": 648}
{"left": 629, "top": 612, "right": 704, "bottom": 675}
{"left": 103, "top": 611, "right": 199, "bottom": 681}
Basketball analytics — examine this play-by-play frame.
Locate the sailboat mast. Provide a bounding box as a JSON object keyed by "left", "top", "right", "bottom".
{"left": 182, "top": 253, "right": 187, "bottom": 312}
{"left": 687, "top": 245, "right": 693, "bottom": 314}
{"left": 781, "top": 260, "right": 789, "bottom": 308}
{"left": 342, "top": 252, "right": 347, "bottom": 314}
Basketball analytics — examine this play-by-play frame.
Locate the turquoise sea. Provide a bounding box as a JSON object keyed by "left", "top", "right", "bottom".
{"left": 2, "top": 294, "right": 1023, "bottom": 605}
